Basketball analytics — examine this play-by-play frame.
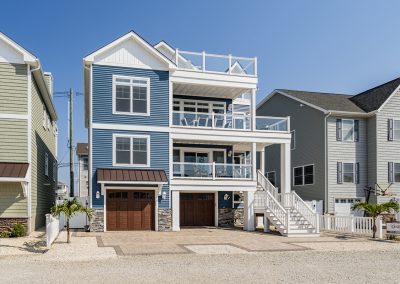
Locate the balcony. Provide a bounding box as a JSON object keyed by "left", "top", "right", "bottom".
{"left": 174, "top": 50, "right": 257, "bottom": 77}
{"left": 172, "top": 111, "right": 289, "bottom": 132}
{"left": 173, "top": 162, "right": 252, "bottom": 180}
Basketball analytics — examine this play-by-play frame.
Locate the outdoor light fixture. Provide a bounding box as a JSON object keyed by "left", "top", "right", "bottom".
{"left": 96, "top": 191, "right": 100, "bottom": 199}
{"left": 162, "top": 191, "right": 167, "bottom": 200}
{"left": 228, "top": 150, "right": 232, "bottom": 157}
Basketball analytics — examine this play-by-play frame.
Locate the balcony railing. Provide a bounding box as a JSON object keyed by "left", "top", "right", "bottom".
{"left": 173, "top": 111, "right": 251, "bottom": 130}
{"left": 172, "top": 111, "right": 290, "bottom": 132}
{"left": 174, "top": 49, "right": 257, "bottom": 77}
{"left": 173, "top": 162, "right": 252, "bottom": 180}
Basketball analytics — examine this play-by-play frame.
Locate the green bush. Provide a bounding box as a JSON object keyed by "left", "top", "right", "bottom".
{"left": 386, "top": 234, "right": 399, "bottom": 241}
{"left": 9, "top": 223, "right": 26, "bottom": 237}
{"left": 0, "top": 231, "right": 10, "bottom": 238}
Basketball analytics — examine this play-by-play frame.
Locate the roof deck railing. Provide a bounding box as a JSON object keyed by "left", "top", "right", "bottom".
{"left": 174, "top": 49, "right": 257, "bottom": 77}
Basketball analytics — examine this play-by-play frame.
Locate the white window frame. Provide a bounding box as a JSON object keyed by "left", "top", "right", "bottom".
{"left": 266, "top": 171, "right": 276, "bottom": 186}
{"left": 173, "top": 98, "right": 226, "bottom": 114}
{"left": 45, "top": 153, "right": 49, "bottom": 176}
{"left": 293, "top": 164, "right": 314, "bottom": 186}
{"left": 394, "top": 119, "right": 400, "bottom": 140}
{"left": 112, "top": 75, "right": 150, "bottom": 116}
{"left": 112, "top": 134, "right": 150, "bottom": 167}
{"left": 290, "top": 130, "right": 296, "bottom": 150}
{"left": 393, "top": 162, "right": 400, "bottom": 183}
{"left": 342, "top": 162, "right": 355, "bottom": 183}
{"left": 342, "top": 119, "right": 355, "bottom": 142}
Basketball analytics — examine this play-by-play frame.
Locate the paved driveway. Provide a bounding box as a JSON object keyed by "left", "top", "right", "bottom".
{"left": 75, "top": 228, "right": 371, "bottom": 256}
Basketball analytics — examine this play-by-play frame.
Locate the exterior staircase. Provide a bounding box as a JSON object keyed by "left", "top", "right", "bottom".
{"left": 255, "top": 170, "right": 319, "bottom": 237}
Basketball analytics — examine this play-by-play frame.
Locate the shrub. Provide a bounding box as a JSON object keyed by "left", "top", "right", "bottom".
{"left": 9, "top": 223, "right": 26, "bottom": 237}
{"left": 386, "top": 234, "right": 399, "bottom": 241}
{"left": 0, "top": 231, "right": 10, "bottom": 238}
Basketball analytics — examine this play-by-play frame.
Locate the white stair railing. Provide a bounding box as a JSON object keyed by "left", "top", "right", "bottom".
{"left": 292, "top": 191, "right": 318, "bottom": 230}
{"left": 257, "top": 170, "right": 279, "bottom": 200}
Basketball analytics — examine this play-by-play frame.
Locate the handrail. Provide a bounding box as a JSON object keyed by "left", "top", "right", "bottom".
{"left": 261, "top": 189, "right": 288, "bottom": 229}
{"left": 257, "top": 170, "right": 279, "bottom": 200}
{"left": 292, "top": 191, "right": 317, "bottom": 228}
{"left": 173, "top": 162, "right": 252, "bottom": 180}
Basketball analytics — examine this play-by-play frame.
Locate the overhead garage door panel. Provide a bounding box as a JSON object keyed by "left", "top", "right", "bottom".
{"left": 180, "top": 193, "right": 214, "bottom": 226}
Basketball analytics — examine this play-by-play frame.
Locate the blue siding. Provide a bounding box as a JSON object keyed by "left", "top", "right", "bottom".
{"left": 92, "top": 64, "right": 169, "bottom": 126}
{"left": 92, "top": 129, "right": 170, "bottom": 208}
{"left": 218, "top": 191, "right": 233, "bottom": 208}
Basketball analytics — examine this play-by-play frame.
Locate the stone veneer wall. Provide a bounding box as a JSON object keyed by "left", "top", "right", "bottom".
{"left": 90, "top": 209, "right": 104, "bottom": 232}
{"left": 218, "top": 208, "right": 244, "bottom": 227}
{"left": 158, "top": 209, "right": 172, "bottom": 231}
{"left": 234, "top": 208, "right": 244, "bottom": 227}
{"left": 0, "top": 218, "right": 28, "bottom": 232}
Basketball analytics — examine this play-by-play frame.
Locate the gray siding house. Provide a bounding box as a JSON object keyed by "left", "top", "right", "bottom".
{"left": 257, "top": 78, "right": 400, "bottom": 214}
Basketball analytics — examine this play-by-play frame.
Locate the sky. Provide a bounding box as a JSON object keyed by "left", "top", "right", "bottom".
{"left": 2, "top": 0, "right": 400, "bottom": 189}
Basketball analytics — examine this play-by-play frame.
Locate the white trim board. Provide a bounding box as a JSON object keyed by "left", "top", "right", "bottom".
{"left": 0, "top": 113, "right": 29, "bottom": 120}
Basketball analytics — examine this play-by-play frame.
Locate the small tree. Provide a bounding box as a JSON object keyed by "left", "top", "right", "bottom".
{"left": 352, "top": 201, "right": 400, "bottom": 238}
{"left": 51, "top": 198, "right": 93, "bottom": 243}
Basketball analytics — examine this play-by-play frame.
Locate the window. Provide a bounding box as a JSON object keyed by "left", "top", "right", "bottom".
{"left": 113, "top": 76, "right": 150, "bottom": 115}
{"left": 266, "top": 171, "right": 276, "bottom": 186}
{"left": 388, "top": 162, "right": 400, "bottom": 183}
{"left": 45, "top": 153, "right": 49, "bottom": 176}
{"left": 343, "top": 163, "right": 354, "bottom": 183}
{"left": 293, "top": 165, "right": 314, "bottom": 186}
{"left": 290, "top": 130, "right": 296, "bottom": 150}
{"left": 337, "top": 162, "right": 359, "bottom": 184}
{"left": 82, "top": 157, "right": 88, "bottom": 171}
{"left": 394, "top": 120, "right": 400, "bottom": 140}
{"left": 342, "top": 119, "right": 354, "bottom": 141}
{"left": 114, "top": 135, "right": 149, "bottom": 166}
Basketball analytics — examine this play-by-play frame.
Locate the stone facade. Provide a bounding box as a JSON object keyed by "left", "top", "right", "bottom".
{"left": 158, "top": 209, "right": 172, "bottom": 231}
{"left": 0, "top": 218, "right": 28, "bottom": 232}
{"left": 234, "top": 208, "right": 244, "bottom": 227}
{"left": 90, "top": 209, "right": 104, "bottom": 232}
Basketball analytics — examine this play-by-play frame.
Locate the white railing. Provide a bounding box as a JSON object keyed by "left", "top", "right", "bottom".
{"left": 255, "top": 189, "right": 288, "bottom": 230}
{"left": 291, "top": 191, "right": 318, "bottom": 229}
{"left": 319, "top": 215, "right": 382, "bottom": 238}
{"left": 255, "top": 116, "right": 289, "bottom": 132}
{"left": 46, "top": 214, "right": 61, "bottom": 249}
{"left": 173, "top": 162, "right": 252, "bottom": 180}
{"left": 174, "top": 49, "right": 257, "bottom": 76}
{"left": 257, "top": 170, "right": 279, "bottom": 200}
{"left": 173, "top": 111, "right": 251, "bottom": 130}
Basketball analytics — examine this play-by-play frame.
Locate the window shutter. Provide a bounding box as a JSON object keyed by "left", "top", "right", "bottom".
{"left": 355, "top": 162, "right": 360, "bottom": 184}
{"left": 388, "top": 119, "right": 394, "bottom": 141}
{"left": 336, "top": 119, "right": 342, "bottom": 141}
{"left": 388, "top": 162, "right": 394, "bottom": 183}
{"left": 337, "top": 162, "right": 343, "bottom": 184}
{"left": 354, "top": 120, "right": 359, "bottom": 142}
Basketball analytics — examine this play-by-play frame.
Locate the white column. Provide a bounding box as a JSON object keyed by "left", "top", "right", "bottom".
{"left": 280, "top": 143, "right": 291, "bottom": 193}
{"left": 251, "top": 89, "right": 256, "bottom": 131}
{"left": 172, "top": 190, "right": 180, "bottom": 231}
{"left": 243, "top": 191, "right": 255, "bottom": 231}
{"left": 260, "top": 148, "right": 265, "bottom": 175}
{"left": 263, "top": 214, "right": 270, "bottom": 233}
{"left": 252, "top": 142, "right": 257, "bottom": 181}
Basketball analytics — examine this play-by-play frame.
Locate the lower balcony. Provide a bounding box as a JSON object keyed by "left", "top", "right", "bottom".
{"left": 173, "top": 162, "right": 252, "bottom": 180}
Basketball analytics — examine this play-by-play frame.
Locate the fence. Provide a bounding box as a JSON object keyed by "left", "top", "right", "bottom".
{"left": 319, "top": 215, "right": 383, "bottom": 239}
{"left": 45, "top": 214, "right": 63, "bottom": 248}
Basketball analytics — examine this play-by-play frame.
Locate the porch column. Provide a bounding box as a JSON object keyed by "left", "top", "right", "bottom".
{"left": 251, "top": 89, "right": 256, "bottom": 131}
{"left": 172, "top": 190, "right": 180, "bottom": 231}
{"left": 252, "top": 142, "right": 257, "bottom": 181}
{"left": 260, "top": 148, "right": 265, "bottom": 175}
{"left": 280, "top": 143, "right": 291, "bottom": 193}
{"left": 243, "top": 191, "right": 255, "bottom": 231}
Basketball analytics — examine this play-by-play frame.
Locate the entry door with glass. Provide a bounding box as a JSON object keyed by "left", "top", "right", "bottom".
{"left": 184, "top": 152, "right": 210, "bottom": 178}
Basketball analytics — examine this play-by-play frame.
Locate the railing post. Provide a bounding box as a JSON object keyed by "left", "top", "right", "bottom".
{"left": 202, "top": 51, "right": 206, "bottom": 72}
{"left": 212, "top": 162, "right": 216, "bottom": 180}
{"left": 316, "top": 214, "right": 320, "bottom": 234}
{"left": 228, "top": 54, "right": 232, "bottom": 74}
{"left": 286, "top": 210, "right": 290, "bottom": 235}
{"left": 326, "top": 215, "right": 331, "bottom": 231}
{"left": 212, "top": 112, "right": 215, "bottom": 128}
{"left": 376, "top": 217, "right": 383, "bottom": 239}
{"left": 175, "top": 48, "right": 179, "bottom": 65}
{"left": 287, "top": 116, "right": 291, "bottom": 132}
{"left": 350, "top": 216, "right": 355, "bottom": 234}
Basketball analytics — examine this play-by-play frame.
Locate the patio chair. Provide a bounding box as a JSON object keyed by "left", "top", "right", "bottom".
{"left": 198, "top": 117, "right": 207, "bottom": 127}
{"left": 181, "top": 118, "right": 188, "bottom": 126}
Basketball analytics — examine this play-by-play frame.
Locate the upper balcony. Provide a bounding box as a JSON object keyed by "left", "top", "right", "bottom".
{"left": 174, "top": 49, "right": 257, "bottom": 77}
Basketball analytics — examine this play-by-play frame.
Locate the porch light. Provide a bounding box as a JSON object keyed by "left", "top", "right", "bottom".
{"left": 228, "top": 150, "right": 232, "bottom": 157}
{"left": 96, "top": 191, "right": 100, "bottom": 199}
{"left": 162, "top": 191, "right": 167, "bottom": 200}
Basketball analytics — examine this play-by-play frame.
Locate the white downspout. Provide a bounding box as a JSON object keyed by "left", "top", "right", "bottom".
{"left": 324, "top": 111, "right": 332, "bottom": 214}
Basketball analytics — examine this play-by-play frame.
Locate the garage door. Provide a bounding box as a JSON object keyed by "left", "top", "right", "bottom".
{"left": 180, "top": 193, "right": 214, "bottom": 226}
{"left": 106, "top": 190, "right": 155, "bottom": 231}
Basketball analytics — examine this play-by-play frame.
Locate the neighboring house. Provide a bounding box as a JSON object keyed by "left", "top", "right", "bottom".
{"left": 76, "top": 142, "right": 89, "bottom": 197}
{"left": 56, "top": 181, "right": 68, "bottom": 201}
{"left": 84, "top": 31, "right": 309, "bottom": 234}
{"left": 257, "top": 77, "right": 400, "bottom": 215}
{"left": 0, "top": 32, "right": 58, "bottom": 232}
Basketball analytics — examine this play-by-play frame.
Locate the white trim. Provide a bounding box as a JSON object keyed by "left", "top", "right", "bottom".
{"left": 112, "top": 133, "right": 150, "bottom": 167}
{"left": 27, "top": 65, "right": 32, "bottom": 232}
{"left": 0, "top": 177, "right": 28, "bottom": 182}
{"left": 112, "top": 75, "right": 150, "bottom": 116}
{"left": 83, "top": 31, "right": 176, "bottom": 69}
{"left": 0, "top": 113, "right": 29, "bottom": 120}
{"left": 0, "top": 32, "right": 37, "bottom": 63}
{"left": 293, "top": 164, "right": 315, "bottom": 187}
{"left": 98, "top": 180, "right": 166, "bottom": 186}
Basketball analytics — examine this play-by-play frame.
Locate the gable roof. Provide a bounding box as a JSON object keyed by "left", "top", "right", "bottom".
{"left": 349, "top": 77, "right": 400, "bottom": 112}
{"left": 83, "top": 30, "right": 176, "bottom": 69}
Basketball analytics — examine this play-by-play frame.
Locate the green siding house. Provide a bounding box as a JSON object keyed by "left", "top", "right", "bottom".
{"left": 0, "top": 32, "right": 58, "bottom": 233}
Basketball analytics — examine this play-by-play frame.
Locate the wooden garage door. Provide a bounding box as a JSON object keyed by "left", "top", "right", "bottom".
{"left": 106, "top": 190, "right": 155, "bottom": 231}
{"left": 180, "top": 193, "right": 214, "bottom": 226}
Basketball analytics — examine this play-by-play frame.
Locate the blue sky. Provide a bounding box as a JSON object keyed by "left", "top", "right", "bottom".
{"left": 2, "top": 0, "right": 400, "bottom": 188}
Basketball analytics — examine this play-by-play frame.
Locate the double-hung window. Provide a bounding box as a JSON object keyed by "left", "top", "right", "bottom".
{"left": 337, "top": 162, "right": 359, "bottom": 184}
{"left": 293, "top": 165, "right": 314, "bottom": 186}
{"left": 337, "top": 119, "right": 359, "bottom": 142}
{"left": 389, "top": 119, "right": 400, "bottom": 141}
{"left": 114, "top": 135, "right": 149, "bottom": 167}
{"left": 388, "top": 162, "right": 400, "bottom": 183}
{"left": 113, "top": 76, "right": 150, "bottom": 115}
